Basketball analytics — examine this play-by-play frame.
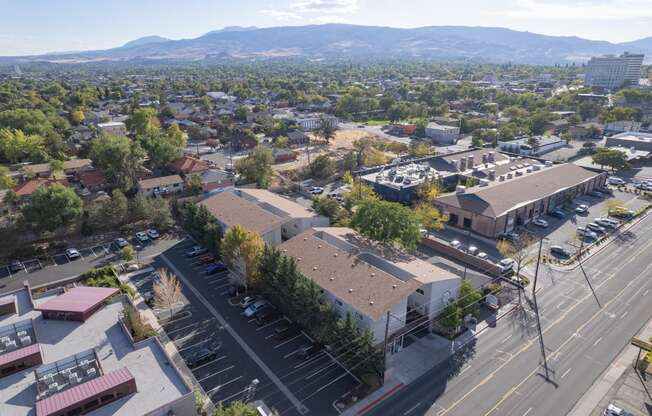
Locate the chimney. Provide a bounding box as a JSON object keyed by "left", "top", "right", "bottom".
{"left": 459, "top": 157, "right": 467, "bottom": 171}
{"left": 489, "top": 170, "right": 496, "bottom": 181}
{"left": 456, "top": 185, "right": 466, "bottom": 194}
{"left": 488, "top": 152, "right": 495, "bottom": 162}
{"left": 467, "top": 155, "right": 474, "bottom": 168}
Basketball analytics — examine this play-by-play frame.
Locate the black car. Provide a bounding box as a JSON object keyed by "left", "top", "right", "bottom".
{"left": 9, "top": 260, "right": 23, "bottom": 273}
{"left": 188, "top": 344, "right": 221, "bottom": 367}
{"left": 274, "top": 323, "right": 300, "bottom": 341}
{"left": 255, "top": 309, "right": 280, "bottom": 326}
{"left": 548, "top": 209, "right": 566, "bottom": 219}
{"left": 297, "top": 342, "right": 322, "bottom": 360}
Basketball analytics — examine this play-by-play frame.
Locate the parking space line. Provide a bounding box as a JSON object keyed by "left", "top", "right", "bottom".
{"left": 207, "top": 376, "right": 244, "bottom": 397}
{"left": 284, "top": 347, "right": 304, "bottom": 359}
{"left": 256, "top": 318, "right": 285, "bottom": 331}
{"left": 207, "top": 277, "right": 229, "bottom": 285}
{"left": 197, "top": 365, "right": 235, "bottom": 383}
{"left": 161, "top": 310, "right": 193, "bottom": 325}
{"left": 161, "top": 253, "right": 309, "bottom": 415}
{"left": 265, "top": 333, "right": 276, "bottom": 340}
{"left": 177, "top": 338, "right": 213, "bottom": 353}
{"left": 305, "top": 362, "right": 336, "bottom": 380}
{"left": 172, "top": 329, "right": 209, "bottom": 344}
{"left": 315, "top": 371, "right": 350, "bottom": 393}
{"left": 293, "top": 352, "right": 328, "bottom": 369}
{"left": 165, "top": 319, "right": 212, "bottom": 336}
{"left": 220, "top": 290, "right": 232, "bottom": 296}
{"left": 274, "top": 334, "right": 303, "bottom": 349}
{"left": 217, "top": 385, "right": 254, "bottom": 404}
{"left": 190, "top": 356, "right": 227, "bottom": 371}
{"left": 213, "top": 282, "right": 233, "bottom": 290}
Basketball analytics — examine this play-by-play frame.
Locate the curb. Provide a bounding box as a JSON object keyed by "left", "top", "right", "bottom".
{"left": 355, "top": 383, "right": 404, "bottom": 415}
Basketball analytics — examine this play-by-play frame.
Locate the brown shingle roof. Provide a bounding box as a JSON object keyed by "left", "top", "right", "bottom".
{"left": 200, "top": 191, "right": 286, "bottom": 236}
{"left": 279, "top": 229, "right": 420, "bottom": 321}
{"left": 435, "top": 164, "right": 602, "bottom": 218}
{"left": 13, "top": 178, "right": 68, "bottom": 197}
{"left": 170, "top": 155, "right": 209, "bottom": 174}
{"left": 138, "top": 174, "right": 184, "bottom": 189}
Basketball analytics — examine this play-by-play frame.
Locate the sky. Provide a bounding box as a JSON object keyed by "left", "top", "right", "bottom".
{"left": 1, "top": 0, "right": 651, "bottom": 56}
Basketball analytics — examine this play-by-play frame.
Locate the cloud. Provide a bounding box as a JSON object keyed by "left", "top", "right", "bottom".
{"left": 291, "top": 0, "right": 359, "bottom": 14}
{"left": 311, "top": 14, "right": 349, "bottom": 23}
{"left": 503, "top": 0, "right": 652, "bottom": 19}
{"left": 259, "top": 9, "right": 302, "bottom": 21}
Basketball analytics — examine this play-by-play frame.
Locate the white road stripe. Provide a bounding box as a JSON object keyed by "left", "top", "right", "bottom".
{"left": 189, "top": 356, "right": 226, "bottom": 371}
{"left": 404, "top": 402, "right": 422, "bottom": 415}
{"left": 274, "top": 334, "right": 303, "bottom": 349}
{"left": 593, "top": 337, "right": 603, "bottom": 346}
{"left": 197, "top": 365, "right": 235, "bottom": 383}
{"left": 207, "top": 375, "right": 244, "bottom": 397}
{"left": 561, "top": 367, "right": 572, "bottom": 379}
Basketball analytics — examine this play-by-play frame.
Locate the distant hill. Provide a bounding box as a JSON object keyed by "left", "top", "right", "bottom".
{"left": 1, "top": 24, "right": 650, "bottom": 65}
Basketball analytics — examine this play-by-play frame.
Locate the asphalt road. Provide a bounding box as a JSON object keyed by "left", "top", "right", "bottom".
{"left": 366, "top": 213, "right": 652, "bottom": 416}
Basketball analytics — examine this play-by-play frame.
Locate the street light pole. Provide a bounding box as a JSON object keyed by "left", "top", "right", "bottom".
{"left": 532, "top": 237, "right": 550, "bottom": 380}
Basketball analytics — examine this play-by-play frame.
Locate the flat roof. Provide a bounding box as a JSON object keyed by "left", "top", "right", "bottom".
{"left": 236, "top": 188, "right": 320, "bottom": 218}
{"left": 609, "top": 132, "right": 652, "bottom": 142}
{"left": 36, "top": 287, "right": 119, "bottom": 316}
{"left": 0, "top": 289, "right": 191, "bottom": 416}
{"left": 200, "top": 191, "right": 286, "bottom": 236}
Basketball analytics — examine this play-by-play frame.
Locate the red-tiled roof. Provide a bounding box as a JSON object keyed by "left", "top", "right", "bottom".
{"left": 0, "top": 343, "right": 40, "bottom": 368}
{"left": 36, "top": 287, "right": 119, "bottom": 315}
{"left": 35, "top": 367, "right": 135, "bottom": 416}
{"left": 170, "top": 155, "right": 209, "bottom": 174}
{"left": 79, "top": 169, "right": 106, "bottom": 188}
{"left": 13, "top": 179, "right": 69, "bottom": 197}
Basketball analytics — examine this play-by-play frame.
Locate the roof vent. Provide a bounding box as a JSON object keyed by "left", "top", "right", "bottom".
{"left": 392, "top": 284, "right": 397, "bottom": 289}
{"left": 456, "top": 185, "right": 466, "bottom": 194}
{"left": 303, "top": 237, "right": 307, "bottom": 241}
{"left": 348, "top": 288, "right": 353, "bottom": 293}
{"left": 313, "top": 266, "right": 318, "bottom": 271}
{"left": 370, "top": 272, "right": 375, "bottom": 277}
{"left": 333, "top": 253, "right": 338, "bottom": 257}
{"left": 369, "top": 301, "right": 374, "bottom": 305}
{"left": 330, "top": 277, "right": 334, "bottom": 281}
{"left": 297, "top": 257, "right": 302, "bottom": 262}
{"left": 317, "top": 244, "right": 322, "bottom": 249}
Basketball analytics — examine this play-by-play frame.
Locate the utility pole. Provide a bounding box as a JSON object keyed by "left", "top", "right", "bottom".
{"left": 532, "top": 237, "right": 550, "bottom": 380}
{"left": 382, "top": 310, "right": 391, "bottom": 384}
{"left": 462, "top": 229, "right": 471, "bottom": 280}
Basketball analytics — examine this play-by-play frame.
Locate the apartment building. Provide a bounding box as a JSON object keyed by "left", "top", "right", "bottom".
{"left": 425, "top": 122, "right": 460, "bottom": 144}
{"left": 584, "top": 52, "right": 644, "bottom": 90}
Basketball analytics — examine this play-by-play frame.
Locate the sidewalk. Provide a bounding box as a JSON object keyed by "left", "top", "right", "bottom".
{"left": 568, "top": 316, "right": 652, "bottom": 416}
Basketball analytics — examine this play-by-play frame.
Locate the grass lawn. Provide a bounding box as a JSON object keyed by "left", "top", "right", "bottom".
{"left": 365, "top": 119, "right": 389, "bottom": 126}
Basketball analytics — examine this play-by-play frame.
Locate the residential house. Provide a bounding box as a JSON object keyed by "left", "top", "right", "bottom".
{"left": 137, "top": 175, "right": 185, "bottom": 197}
{"left": 286, "top": 130, "right": 309, "bottom": 146}
{"left": 569, "top": 122, "right": 604, "bottom": 140}
{"left": 169, "top": 155, "right": 209, "bottom": 176}
{"left": 78, "top": 169, "right": 106, "bottom": 193}
{"left": 97, "top": 121, "right": 127, "bottom": 137}
{"left": 543, "top": 119, "right": 569, "bottom": 134}
{"left": 13, "top": 179, "right": 69, "bottom": 203}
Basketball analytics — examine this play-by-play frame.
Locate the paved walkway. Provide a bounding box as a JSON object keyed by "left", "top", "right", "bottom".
{"left": 569, "top": 316, "right": 652, "bottom": 416}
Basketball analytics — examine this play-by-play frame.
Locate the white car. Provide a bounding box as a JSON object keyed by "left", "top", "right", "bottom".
{"left": 243, "top": 300, "right": 270, "bottom": 317}
{"left": 65, "top": 248, "right": 81, "bottom": 260}
{"left": 532, "top": 218, "right": 549, "bottom": 228}
{"left": 136, "top": 232, "right": 149, "bottom": 243}
{"left": 114, "top": 238, "right": 129, "bottom": 248}
{"left": 147, "top": 229, "right": 160, "bottom": 239}
{"left": 239, "top": 296, "right": 258, "bottom": 309}
{"left": 575, "top": 204, "right": 589, "bottom": 214}
{"left": 450, "top": 240, "right": 461, "bottom": 249}
{"left": 607, "top": 177, "right": 625, "bottom": 185}
{"left": 498, "top": 258, "right": 515, "bottom": 273}
{"left": 467, "top": 245, "right": 478, "bottom": 255}
{"left": 310, "top": 187, "right": 324, "bottom": 195}
{"left": 477, "top": 252, "right": 488, "bottom": 260}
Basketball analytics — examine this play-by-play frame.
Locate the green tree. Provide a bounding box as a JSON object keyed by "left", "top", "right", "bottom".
{"left": 130, "top": 192, "right": 150, "bottom": 221}
{"left": 308, "top": 154, "right": 336, "bottom": 179}
{"left": 0, "top": 129, "right": 48, "bottom": 163}
{"left": 415, "top": 203, "right": 448, "bottom": 232}
{"left": 351, "top": 198, "right": 421, "bottom": 251}
{"left": 120, "top": 246, "right": 136, "bottom": 263}
{"left": 22, "top": 183, "right": 83, "bottom": 232}
{"left": 127, "top": 107, "right": 160, "bottom": 136}
{"left": 591, "top": 147, "right": 630, "bottom": 172}
{"left": 70, "top": 109, "right": 85, "bottom": 125}
{"left": 139, "top": 124, "right": 186, "bottom": 169}
{"left": 90, "top": 134, "right": 145, "bottom": 191}
{"left": 274, "top": 135, "right": 289, "bottom": 148}
{"left": 212, "top": 401, "right": 258, "bottom": 416}
{"left": 148, "top": 197, "right": 174, "bottom": 230}
{"left": 235, "top": 145, "right": 273, "bottom": 188}
{"left": 0, "top": 166, "right": 16, "bottom": 189}
{"left": 457, "top": 280, "right": 483, "bottom": 318}
{"left": 316, "top": 117, "right": 336, "bottom": 143}
{"left": 439, "top": 300, "right": 462, "bottom": 331}
{"left": 312, "top": 196, "right": 341, "bottom": 220}
{"left": 221, "top": 224, "right": 264, "bottom": 289}
{"left": 187, "top": 173, "right": 203, "bottom": 195}
{"left": 97, "top": 189, "right": 128, "bottom": 226}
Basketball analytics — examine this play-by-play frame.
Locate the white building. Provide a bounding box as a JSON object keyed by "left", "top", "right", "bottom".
{"left": 279, "top": 227, "right": 461, "bottom": 344}
{"left": 97, "top": 121, "right": 127, "bottom": 137}
{"left": 426, "top": 122, "right": 460, "bottom": 145}
{"left": 296, "top": 114, "right": 339, "bottom": 132}
{"left": 137, "top": 175, "right": 185, "bottom": 197}
{"left": 584, "top": 52, "right": 644, "bottom": 90}
{"left": 498, "top": 135, "right": 566, "bottom": 156}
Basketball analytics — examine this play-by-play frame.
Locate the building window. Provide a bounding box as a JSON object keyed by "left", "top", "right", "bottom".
{"left": 449, "top": 213, "right": 459, "bottom": 225}
{"left": 463, "top": 217, "right": 472, "bottom": 228}
{"left": 416, "top": 288, "right": 424, "bottom": 295}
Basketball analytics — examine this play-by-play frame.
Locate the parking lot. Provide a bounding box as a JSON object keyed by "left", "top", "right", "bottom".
{"left": 131, "top": 240, "right": 359, "bottom": 415}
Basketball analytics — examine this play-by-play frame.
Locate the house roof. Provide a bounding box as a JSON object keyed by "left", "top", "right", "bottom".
{"left": 200, "top": 191, "right": 286, "bottom": 236}
{"left": 435, "top": 164, "right": 601, "bottom": 218}
{"left": 79, "top": 170, "right": 106, "bottom": 188}
{"left": 138, "top": 174, "right": 184, "bottom": 189}
{"left": 279, "top": 228, "right": 422, "bottom": 321}
{"left": 170, "top": 155, "right": 209, "bottom": 174}
{"left": 35, "top": 287, "right": 119, "bottom": 317}
{"left": 236, "top": 188, "right": 320, "bottom": 218}
{"left": 62, "top": 159, "right": 92, "bottom": 170}
{"left": 0, "top": 343, "right": 40, "bottom": 368}
{"left": 13, "top": 179, "right": 68, "bottom": 197}
{"left": 23, "top": 163, "right": 51, "bottom": 175}
{"left": 35, "top": 367, "right": 134, "bottom": 416}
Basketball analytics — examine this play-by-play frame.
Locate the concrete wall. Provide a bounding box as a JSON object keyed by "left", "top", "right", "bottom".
{"left": 280, "top": 216, "right": 329, "bottom": 239}
{"left": 262, "top": 228, "right": 283, "bottom": 247}
{"left": 408, "top": 278, "right": 462, "bottom": 319}
{"left": 420, "top": 236, "right": 504, "bottom": 278}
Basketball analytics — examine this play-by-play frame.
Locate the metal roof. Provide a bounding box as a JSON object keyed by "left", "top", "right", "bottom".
{"left": 35, "top": 367, "right": 134, "bottom": 416}
{"left": 35, "top": 287, "right": 119, "bottom": 315}
{"left": 0, "top": 343, "right": 40, "bottom": 368}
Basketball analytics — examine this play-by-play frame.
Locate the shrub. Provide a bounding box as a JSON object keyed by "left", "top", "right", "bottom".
{"left": 121, "top": 304, "right": 156, "bottom": 341}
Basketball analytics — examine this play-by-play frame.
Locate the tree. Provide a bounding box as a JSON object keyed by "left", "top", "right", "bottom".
{"left": 22, "top": 183, "right": 83, "bottom": 232}
{"left": 212, "top": 401, "right": 258, "bottom": 416}
{"left": 316, "top": 117, "right": 336, "bottom": 143}
{"left": 152, "top": 269, "right": 182, "bottom": 319}
{"left": 103, "top": 190, "right": 128, "bottom": 225}
{"left": 139, "top": 124, "right": 186, "bottom": 169}
{"left": 130, "top": 192, "right": 150, "bottom": 221}
{"left": 591, "top": 147, "right": 629, "bottom": 172}
{"left": 415, "top": 203, "right": 448, "bottom": 232}
{"left": 308, "top": 154, "right": 336, "bottom": 179}
{"left": 527, "top": 136, "right": 541, "bottom": 154}
{"left": 235, "top": 145, "right": 273, "bottom": 188}
{"left": 342, "top": 170, "right": 353, "bottom": 185}
{"left": 120, "top": 246, "right": 136, "bottom": 263}
{"left": 70, "top": 109, "right": 85, "bottom": 125}
{"left": 439, "top": 299, "right": 462, "bottom": 331}
{"left": 187, "top": 173, "right": 203, "bottom": 195}
{"left": 221, "top": 224, "right": 264, "bottom": 289}
{"left": 351, "top": 198, "right": 422, "bottom": 251}
{"left": 0, "top": 128, "right": 48, "bottom": 163}
{"left": 127, "top": 107, "right": 160, "bottom": 136}
{"left": 604, "top": 198, "right": 625, "bottom": 216}
{"left": 148, "top": 197, "right": 174, "bottom": 230}
{"left": 312, "top": 196, "right": 341, "bottom": 220}
{"left": 274, "top": 135, "right": 289, "bottom": 148}
{"left": 0, "top": 166, "right": 15, "bottom": 189}
{"left": 90, "top": 134, "right": 145, "bottom": 191}
{"left": 457, "top": 280, "right": 482, "bottom": 318}
{"left": 497, "top": 233, "right": 536, "bottom": 301}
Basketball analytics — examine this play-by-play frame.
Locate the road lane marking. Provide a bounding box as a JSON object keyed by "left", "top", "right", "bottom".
{"left": 501, "top": 335, "right": 512, "bottom": 344}
{"left": 161, "top": 253, "right": 309, "bottom": 415}
{"left": 522, "top": 408, "right": 532, "bottom": 416}
{"left": 621, "top": 310, "right": 629, "bottom": 318}
{"left": 403, "top": 402, "right": 422, "bottom": 415}
{"left": 644, "top": 289, "right": 650, "bottom": 297}
{"left": 593, "top": 337, "right": 603, "bottom": 346}
{"left": 561, "top": 367, "right": 572, "bottom": 379}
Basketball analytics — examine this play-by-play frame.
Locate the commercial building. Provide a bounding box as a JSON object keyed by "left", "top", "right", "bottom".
{"left": 584, "top": 52, "right": 644, "bottom": 90}
{"left": 498, "top": 136, "right": 566, "bottom": 156}
{"left": 605, "top": 132, "right": 652, "bottom": 156}
{"left": 0, "top": 286, "right": 194, "bottom": 416}
{"left": 434, "top": 163, "right": 607, "bottom": 238}
{"left": 279, "top": 227, "right": 461, "bottom": 344}
{"left": 425, "top": 122, "right": 460, "bottom": 144}
{"left": 296, "top": 114, "right": 339, "bottom": 132}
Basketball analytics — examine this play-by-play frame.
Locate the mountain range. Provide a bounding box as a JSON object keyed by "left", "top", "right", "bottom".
{"left": 2, "top": 24, "right": 651, "bottom": 66}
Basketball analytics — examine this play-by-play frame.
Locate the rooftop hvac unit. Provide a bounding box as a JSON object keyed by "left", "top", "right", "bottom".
{"left": 545, "top": 161, "right": 553, "bottom": 167}
{"left": 456, "top": 185, "right": 466, "bottom": 194}
{"left": 507, "top": 173, "right": 513, "bottom": 179}
{"left": 479, "top": 179, "right": 490, "bottom": 187}
{"left": 499, "top": 175, "right": 505, "bottom": 182}
{"left": 488, "top": 152, "right": 495, "bottom": 162}
{"left": 515, "top": 170, "right": 523, "bottom": 176}
{"left": 532, "top": 164, "right": 542, "bottom": 171}
{"left": 526, "top": 168, "right": 532, "bottom": 173}
{"left": 489, "top": 170, "right": 496, "bottom": 180}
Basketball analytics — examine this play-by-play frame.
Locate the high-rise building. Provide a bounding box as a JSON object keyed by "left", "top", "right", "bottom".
{"left": 584, "top": 52, "right": 644, "bottom": 90}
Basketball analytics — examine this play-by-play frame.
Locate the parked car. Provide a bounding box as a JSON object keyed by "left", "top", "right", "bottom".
{"left": 136, "top": 232, "right": 149, "bottom": 243}
{"left": 575, "top": 204, "right": 589, "bottom": 214}
{"left": 65, "top": 248, "right": 81, "bottom": 260}
{"left": 588, "top": 191, "right": 603, "bottom": 198}
{"left": 198, "top": 254, "right": 215, "bottom": 264}
{"left": 500, "top": 232, "right": 520, "bottom": 242}
{"left": 586, "top": 222, "right": 606, "bottom": 234}
{"left": 477, "top": 252, "right": 488, "bottom": 260}
{"left": 607, "top": 177, "right": 625, "bottom": 185}
{"left": 497, "top": 258, "right": 514, "bottom": 274}
{"left": 147, "top": 229, "right": 160, "bottom": 239}
{"left": 297, "top": 342, "right": 323, "bottom": 360}
{"left": 114, "top": 238, "right": 129, "bottom": 248}
{"left": 467, "top": 245, "right": 478, "bottom": 255}
{"left": 188, "top": 344, "right": 222, "bottom": 368}
{"left": 243, "top": 300, "right": 270, "bottom": 318}
{"left": 532, "top": 218, "right": 548, "bottom": 228}
{"left": 205, "top": 262, "right": 227, "bottom": 275}
{"left": 142, "top": 291, "right": 154, "bottom": 306}
{"left": 310, "top": 186, "right": 324, "bottom": 195}
{"left": 577, "top": 227, "right": 598, "bottom": 240}
{"left": 255, "top": 308, "right": 280, "bottom": 326}
{"left": 9, "top": 260, "right": 23, "bottom": 273}
{"left": 603, "top": 403, "right": 629, "bottom": 416}
{"left": 239, "top": 296, "right": 258, "bottom": 309}
{"left": 186, "top": 246, "right": 208, "bottom": 257}
{"left": 548, "top": 209, "right": 565, "bottom": 219}
{"left": 275, "top": 323, "right": 300, "bottom": 341}
{"left": 595, "top": 217, "right": 619, "bottom": 228}
{"left": 550, "top": 245, "right": 570, "bottom": 258}
{"left": 450, "top": 240, "right": 461, "bottom": 249}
